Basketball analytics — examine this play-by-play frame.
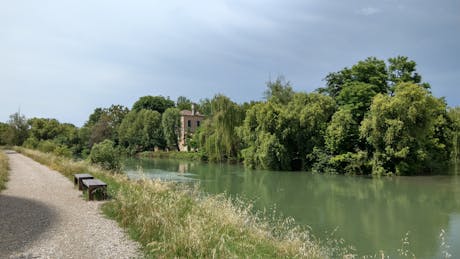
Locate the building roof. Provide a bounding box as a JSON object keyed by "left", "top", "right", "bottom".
{"left": 179, "top": 110, "right": 206, "bottom": 117}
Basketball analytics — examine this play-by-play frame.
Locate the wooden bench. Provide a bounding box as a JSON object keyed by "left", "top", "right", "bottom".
{"left": 82, "top": 179, "right": 107, "bottom": 201}
{"left": 74, "top": 173, "right": 94, "bottom": 190}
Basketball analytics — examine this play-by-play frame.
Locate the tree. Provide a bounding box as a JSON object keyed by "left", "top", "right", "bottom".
{"left": 8, "top": 112, "right": 29, "bottom": 146}
{"left": 0, "top": 122, "right": 14, "bottom": 145}
{"left": 118, "top": 109, "right": 164, "bottom": 153}
{"left": 239, "top": 92, "right": 336, "bottom": 170}
{"left": 176, "top": 96, "right": 192, "bottom": 111}
{"left": 132, "top": 96, "right": 174, "bottom": 114}
{"left": 83, "top": 105, "right": 129, "bottom": 147}
{"left": 195, "top": 95, "right": 244, "bottom": 161}
{"left": 336, "top": 82, "right": 378, "bottom": 121}
{"left": 448, "top": 107, "right": 460, "bottom": 164}
{"left": 28, "top": 118, "right": 62, "bottom": 141}
{"left": 360, "top": 83, "right": 451, "bottom": 175}
{"left": 325, "top": 108, "right": 358, "bottom": 155}
{"left": 162, "top": 108, "right": 180, "bottom": 151}
{"left": 320, "top": 57, "right": 388, "bottom": 97}
{"left": 263, "top": 76, "right": 294, "bottom": 105}
{"left": 388, "top": 56, "right": 423, "bottom": 87}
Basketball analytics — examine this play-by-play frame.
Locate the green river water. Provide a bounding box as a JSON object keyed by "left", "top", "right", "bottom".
{"left": 124, "top": 158, "right": 460, "bottom": 258}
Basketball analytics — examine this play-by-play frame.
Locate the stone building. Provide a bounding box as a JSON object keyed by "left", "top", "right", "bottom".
{"left": 179, "top": 104, "right": 205, "bottom": 151}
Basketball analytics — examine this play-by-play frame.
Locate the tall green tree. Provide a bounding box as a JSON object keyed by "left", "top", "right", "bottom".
{"left": 360, "top": 83, "right": 451, "bottom": 175}
{"left": 176, "top": 96, "right": 192, "bottom": 111}
{"left": 195, "top": 95, "right": 244, "bottom": 161}
{"left": 132, "top": 95, "right": 174, "bottom": 113}
{"left": 320, "top": 57, "right": 388, "bottom": 97}
{"left": 118, "top": 109, "right": 164, "bottom": 153}
{"left": 388, "top": 56, "right": 423, "bottom": 87}
{"left": 28, "top": 118, "right": 62, "bottom": 141}
{"left": 240, "top": 92, "right": 336, "bottom": 170}
{"left": 83, "top": 105, "right": 129, "bottom": 147}
{"left": 448, "top": 107, "right": 460, "bottom": 164}
{"left": 162, "top": 108, "right": 180, "bottom": 151}
{"left": 0, "top": 122, "right": 14, "bottom": 145}
{"left": 263, "top": 76, "right": 294, "bottom": 105}
{"left": 8, "top": 112, "right": 29, "bottom": 146}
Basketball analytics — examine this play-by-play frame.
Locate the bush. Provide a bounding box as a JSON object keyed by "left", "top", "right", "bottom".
{"left": 37, "top": 140, "right": 59, "bottom": 153}
{"left": 89, "top": 139, "right": 121, "bottom": 171}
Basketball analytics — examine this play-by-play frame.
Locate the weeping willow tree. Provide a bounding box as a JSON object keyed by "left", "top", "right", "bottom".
{"left": 194, "top": 95, "right": 244, "bottom": 162}
{"left": 449, "top": 107, "right": 460, "bottom": 168}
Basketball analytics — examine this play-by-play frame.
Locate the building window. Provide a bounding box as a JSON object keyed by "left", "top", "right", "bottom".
{"left": 196, "top": 120, "right": 200, "bottom": 127}
{"left": 187, "top": 120, "right": 191, "bottom": 128}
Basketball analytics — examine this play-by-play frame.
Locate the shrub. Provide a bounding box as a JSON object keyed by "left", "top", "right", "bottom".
{"left": 37, "top": 140, "right": 59, "bottom": 153}
{"left": 89, "top": 139, "right": 121, "bottom": 171}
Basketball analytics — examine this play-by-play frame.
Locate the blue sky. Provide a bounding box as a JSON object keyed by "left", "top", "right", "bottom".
{"left": 1, "top": 0, "right": 459, "bottom": 126}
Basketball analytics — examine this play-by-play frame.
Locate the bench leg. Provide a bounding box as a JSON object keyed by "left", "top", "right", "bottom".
{"left": 88, "top": 186, "right": 94, "bottom": 201}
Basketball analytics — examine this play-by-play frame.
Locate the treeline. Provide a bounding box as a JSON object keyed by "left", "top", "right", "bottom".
{"left": 1, "top": 56, "right": 459, "bottom": 175}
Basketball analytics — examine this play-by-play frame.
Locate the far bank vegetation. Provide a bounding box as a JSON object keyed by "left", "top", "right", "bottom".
{"left": 1, "top": 56, "right": 460, "bottom": 175}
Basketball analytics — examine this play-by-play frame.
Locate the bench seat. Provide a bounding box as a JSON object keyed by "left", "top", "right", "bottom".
{"left": 82, "top": 179, "right": 107, "bottom": 201}
{"left": 74, "top": 173, "right": 94, "bottom": 190}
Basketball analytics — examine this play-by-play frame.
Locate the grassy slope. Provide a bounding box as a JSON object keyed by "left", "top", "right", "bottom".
{"left": 16, "top": 147, "right": 346, "bottom": 258}
{"left": 0, "top": 151, "right": 8, "bottom": 191}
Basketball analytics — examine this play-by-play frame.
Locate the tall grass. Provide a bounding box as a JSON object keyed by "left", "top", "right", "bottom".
{"left": 0, "top": 151, "right": 9, "bottom": 191}
{"left": 15, "top": 147, "right": 348, "bottom": 258}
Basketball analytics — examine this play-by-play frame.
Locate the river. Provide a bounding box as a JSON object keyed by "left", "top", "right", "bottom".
{"left": 124, "top": 158, "right": 460, "bottom": 258}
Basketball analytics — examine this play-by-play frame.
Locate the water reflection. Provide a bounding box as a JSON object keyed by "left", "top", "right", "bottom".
{"left": 124, "top": 158, "right": 460, "bottom": 258}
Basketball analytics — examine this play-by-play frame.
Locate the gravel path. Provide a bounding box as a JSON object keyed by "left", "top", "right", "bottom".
{"left": 0, "top": 151, "right": 142, "bottom": 259}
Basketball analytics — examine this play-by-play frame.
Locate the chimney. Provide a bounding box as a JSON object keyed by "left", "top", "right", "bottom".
{"left": 191, "top": 103, "right": 195, "bottom": 115}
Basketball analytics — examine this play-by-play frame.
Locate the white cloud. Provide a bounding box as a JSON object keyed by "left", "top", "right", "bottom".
{"left": 357, "top": 7, "right": 381, "bottom": 16}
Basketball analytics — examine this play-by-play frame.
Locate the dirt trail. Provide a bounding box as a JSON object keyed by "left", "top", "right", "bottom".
{"left": 0, "top": 151, "right": 141, "bottom": 259}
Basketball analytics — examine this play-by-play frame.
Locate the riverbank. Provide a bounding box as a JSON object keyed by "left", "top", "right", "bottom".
{"left": 0, "top": 150, "right": 8, "bottom": 191}
{"left": 15, "top": 147, "right": 346, "bottom": 258}
{"left": 138, "top": 150, "right": 203, "bottom": 161}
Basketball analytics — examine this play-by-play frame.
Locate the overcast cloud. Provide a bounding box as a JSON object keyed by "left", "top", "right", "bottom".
{"left": 1, "top": 0, "right": 459, "bottom": 126}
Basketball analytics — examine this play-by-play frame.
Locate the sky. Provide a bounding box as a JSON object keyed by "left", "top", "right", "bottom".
{"left": 1, "top": 0, "right": 459, "bottom": 126}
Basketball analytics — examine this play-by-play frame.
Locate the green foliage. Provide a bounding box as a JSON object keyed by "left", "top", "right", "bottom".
{"left": 162, "top": 108, "right": 180, "bottom": 151}
{"left": 176, "top": 96, "right": 192, "bottom": 111}
{"left": 28, "top": 118, "right": 62, "bottom": 140}
{"left": 0, "top": 122, "right": 14, "bottom": 145}
{"left": 0, "top": 151, "right": 8, "bottom": 191}
{"left": 336, "top": 82, "right": 378, "bottom": 121}
{"left": 448, "top": 107, "right": 460, "bottom": 163}
{"left": 329, "top": 151, "right": 369, "bottom": 175}
{"left": 263, "top": 76, "right": 294, "bottom": 104}
{"left": 195, "top": 95, "right": 244, "bottom": 162}
{"left": 320, "top": 57, "right": 388, "bottom": 97}
{"left": 89, "top": 139, "right": 121, "bottom": 171}
{"left": 132, "top": 95, "right": 174, "bottom": 113}
{"left": 240, "top": 92, "right": 336, "bottom": 170}
{"left": 118, "top": 109, "right": 164, "bottom": 153}
{"left": 8, "top": 112, "right": 29, "bottom": 146}
{"left": 197, "top": 98, "right": 212, "bottom": 116}
{"left": 325, "top": 108, "right": 358, "bottom": 155}
{"left": 360, "top": 83, "right": 451, "bottom": 175}
{"left": 84, "top": 105, "right": 129, "bottom": 147}
{"left": 388, "top": 56, "right": 424, "bottom": 88}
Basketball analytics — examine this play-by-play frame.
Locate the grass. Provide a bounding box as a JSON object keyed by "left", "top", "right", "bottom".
{"left": 14, "top": 147, "right": 348, "bottom": 258}
{"left": 0, "top": 150, "right": 9, "bottom": 191}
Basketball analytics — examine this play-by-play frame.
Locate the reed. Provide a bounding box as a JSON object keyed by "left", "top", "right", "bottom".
{"left": 0, "top": 151, "right": 8, "bottom": 191}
